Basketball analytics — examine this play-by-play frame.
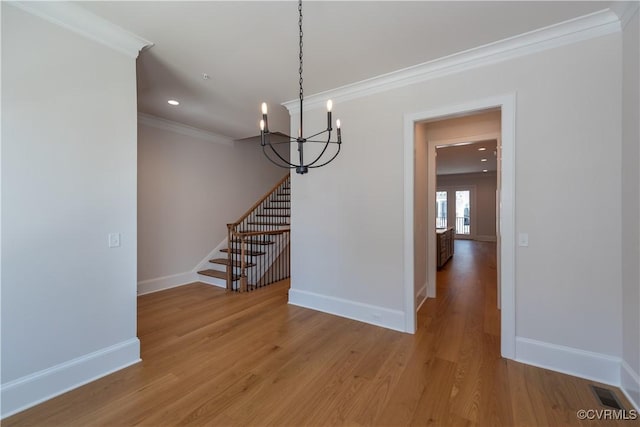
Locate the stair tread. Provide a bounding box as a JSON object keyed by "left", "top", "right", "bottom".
{"left": 220, "top": 248, "right": 265, "bottom": 256}
{"left": 263, "top": 207, "right": 290, "bottom": 210}
{"left": 198, "top": 269, "right": 238, "bottom": 281}
{"left": 230, "top": 239, "right": 275, "bottom": 245}
{"left": 246, "top": 221, "right": 289, "bottom": 226}
{"left": 256, "top": 213, "right": 290, "bottom": 218}
{"left": 209, "top": 258, "right": 256, "bottom": 267}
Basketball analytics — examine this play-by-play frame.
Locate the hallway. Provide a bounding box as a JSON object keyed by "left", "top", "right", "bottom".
{"left": 418, "top": 239, "right": 503, "bottom": 423}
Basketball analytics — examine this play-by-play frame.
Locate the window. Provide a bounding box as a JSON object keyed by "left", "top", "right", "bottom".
{"left": 455, "top": 190, "right": 470, "bottom": 235}
{"left": 436, "top": 191, "right": 447, "bottom": 228}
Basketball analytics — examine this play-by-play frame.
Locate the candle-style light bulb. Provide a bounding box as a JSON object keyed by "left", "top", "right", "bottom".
{"left": 260, "top": 119, "right": 266, "bottom": 146}
{"left": 326, "top": 99, "right": 333, "bottom": 112}
{"left": 336, "top": 119, "right": 341, "bottom": 129}
{"left": 336, "top": 119, "right": 342, "bottom": 143}
{"left": 326, "top": 100, "right": 333, "bottom": 130}
{"left": 261, "top": 102, "right": 269, "bottom": 132}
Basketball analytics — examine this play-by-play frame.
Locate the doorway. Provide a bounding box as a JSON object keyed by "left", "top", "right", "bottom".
{"left": 403, "top": 94, "right": 515, "bottom": 359}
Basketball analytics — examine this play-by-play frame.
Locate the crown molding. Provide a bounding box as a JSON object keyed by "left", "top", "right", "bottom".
{"left": 616, "top": 1, "right": 639, "bottom": 29}
{"left": 8, "top": 1, "right": 152, "bottom": 58}
{"left": 283, "top": 8, "right": 621, "bottom": 114}
{"left": 138, "top": 113, "right": 234, "bottom": 146}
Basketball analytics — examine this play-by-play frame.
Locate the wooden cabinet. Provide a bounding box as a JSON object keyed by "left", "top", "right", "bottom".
{"left": 436, "top": 227, "right": 455, "bottom": 269}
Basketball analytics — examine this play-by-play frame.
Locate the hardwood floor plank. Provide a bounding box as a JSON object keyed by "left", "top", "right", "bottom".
{"left": 375, "top": 330, "right": 436, "bottom": 425}
{"left": 409, "top": 356, "right": 458, "bottom": 426}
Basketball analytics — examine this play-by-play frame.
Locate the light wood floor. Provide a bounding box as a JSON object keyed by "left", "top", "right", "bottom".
{"left": 5, "top": 241, "right": 634, "bottom": 426}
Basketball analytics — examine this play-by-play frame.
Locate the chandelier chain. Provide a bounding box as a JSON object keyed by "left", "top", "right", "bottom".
{"left": 298, "top": 0, "right": 303, "bottom": 105}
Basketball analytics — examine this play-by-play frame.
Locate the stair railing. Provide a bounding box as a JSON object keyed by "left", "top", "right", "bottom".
{"left": 226, "top": 174, "right": 291, "bottom": 291}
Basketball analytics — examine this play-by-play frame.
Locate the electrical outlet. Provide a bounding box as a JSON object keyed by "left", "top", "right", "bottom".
{"left": 108, "top": 233, "right": 121, "bottom": 248}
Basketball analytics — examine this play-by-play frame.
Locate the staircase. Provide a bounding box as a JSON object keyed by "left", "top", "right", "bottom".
{"left": 198, "top": 174, "right": 291, "bottom": 291}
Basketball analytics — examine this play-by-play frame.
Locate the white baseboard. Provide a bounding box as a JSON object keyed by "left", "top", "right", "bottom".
{"left": 475, "top": 235, "right": 497, "bottom": 242}
{"left": 1, "top": 338, "right": 140, "bottom": 419}
{"left": 137, "top": 238, "right": 229, "bottom": 295}
{"left": 621, "top": 360, "right": 640, "bottom": 411}
{"left": 515, "top": 337, "right": 620, "bottom": 386}
{"left": 288, "top": 288, "right": 406, "bottom": 332}
{"left": 137, "top": 271, "right": 197, "bottom": 295}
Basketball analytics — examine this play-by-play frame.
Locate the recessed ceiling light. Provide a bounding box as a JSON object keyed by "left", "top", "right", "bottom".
{"left": 167, "top": 99, "right": 180, "bottom": 106}
{"left": 483, "top": 169, "right": 488, "bottom": 173}
{"left": 481, "top": 158, "right": 487, "bottom": 162}
{"left": 478, "top": 147, "right": 487, "bottom": 151}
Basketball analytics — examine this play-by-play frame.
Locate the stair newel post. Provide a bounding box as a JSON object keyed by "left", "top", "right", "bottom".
{"left": 240, "top": 235, "right": 248, "bottom": 292}
{"left": 226, "top": 224, "right": 234, "bottom": 291}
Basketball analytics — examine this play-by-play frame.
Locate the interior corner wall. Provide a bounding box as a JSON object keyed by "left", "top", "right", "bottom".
{"left": 137, "top": 122, "right": 285, "bottom": 287}
{"left": 290, "top": 32, "right": 623, "bottom": 381}
{"left": 1, "top": 4, "right": 140, "bottom": 417}
{"left": 621, "top": 8, "right": 640, "bottom": 409}
{"left": 414, "top": 123, "right": 428, "bottom": 305}
{"left": 436, "top": 172, "right": 498, "bottom": 239}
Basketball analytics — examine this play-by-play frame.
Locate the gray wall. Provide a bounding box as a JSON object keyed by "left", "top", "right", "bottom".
{"left": 2, "top": 3, "right": 140, "bottom": 415}
{"left": 621, "top": 7, "right": 640, "bottom": 408}
{"left": 137, "top": 121, "right": 285, "bottom": 284}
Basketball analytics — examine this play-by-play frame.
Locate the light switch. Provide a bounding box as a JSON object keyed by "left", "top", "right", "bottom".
{"left": 108, "top": 233, "right": 121, "bottom": 248}
{"left": 518, "top": 232, "right": 529, "bottom": 247}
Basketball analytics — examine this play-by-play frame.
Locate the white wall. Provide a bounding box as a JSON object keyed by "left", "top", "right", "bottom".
{"left": 137, "top": 120, "right": 285, "bottom": 287}
{"left": 437, "top": 172, "right": 497, "bottom": 239}
{"left": 1, "top": 4, "right": 141, "bottom": 417}
{"left": 289, "top": 31, "right": 623, "bottom": 377}
{"left": 620, "top": 7, "right": 640, "bottom": 409}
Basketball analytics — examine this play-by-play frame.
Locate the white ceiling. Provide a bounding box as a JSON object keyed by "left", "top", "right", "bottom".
{"left": 436, "top": 140, "right": 497, "bottom": 175}
{"left": 78, "top": 1, "right": 614, "bottom": 139}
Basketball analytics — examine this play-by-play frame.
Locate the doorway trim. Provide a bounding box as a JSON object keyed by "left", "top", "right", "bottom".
{"left": 403, "top": 93, "right": 516, "bottom": 359}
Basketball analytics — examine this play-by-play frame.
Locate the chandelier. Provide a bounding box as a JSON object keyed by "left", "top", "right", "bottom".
{"left": 259, "top": 0, "right": 342, "bottom": 175}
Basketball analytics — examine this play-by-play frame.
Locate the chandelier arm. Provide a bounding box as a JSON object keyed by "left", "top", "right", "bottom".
{"left": 265, "top": 143, "right": 298, "bottom": 168}
{"left": 305, "top": 128, "right": 329, "bottom": 140}
{"left": 305, "top": 139, "right": 340, "bottom": 144}
{"left": 269, "top": 140, "right": 296, "bottom": 146}
{"left": 262, "top": 145, "right": 297, "bottom": 169}
{"left": 308, "top": 144, "right": 341, "bottom": 169}
{"left": 306, "top": 133, "right": 332, "bottom": 167}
